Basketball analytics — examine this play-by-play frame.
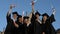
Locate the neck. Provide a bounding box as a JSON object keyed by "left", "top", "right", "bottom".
{"left": 13, "top": 18, "right": 17, "bottom": 22}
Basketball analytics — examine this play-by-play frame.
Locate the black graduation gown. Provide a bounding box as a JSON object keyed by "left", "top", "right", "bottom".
{"left": 24, "top": 23, "right": 34, "bottom": 34}
{"left": 17, "top": 22, "right": 25, "bottom": 34}
{"left": 31, "top": 13, "right": 42, "bottom": 34}
{"left": 34, "top": 20, "right": 42, "bottom": 34}
{"left": 4, "top": 13, "right": 18, "bottom": 34}
{"left": 13, "top": 21, "right": 19, "bottom": 34}
{"left": 42, "top": 14, "right": 56, "bottom": 34}
{"left": 31, "top": 13, "right": 36, "bottom": 34}
{"left": 42, "top": 23, "right": 47, "bottom": 34}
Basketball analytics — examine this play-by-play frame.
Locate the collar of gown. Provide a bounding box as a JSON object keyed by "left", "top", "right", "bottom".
{"left": 37, "top": 19, "right": 42, "bottom": 24}
{"left": 12, "top": 18, "right": 17, "bottom": 22}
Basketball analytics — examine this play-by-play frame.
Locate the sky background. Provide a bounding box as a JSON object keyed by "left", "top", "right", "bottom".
{"left": 0, "top": 0, "right": 60, "bottom": 32}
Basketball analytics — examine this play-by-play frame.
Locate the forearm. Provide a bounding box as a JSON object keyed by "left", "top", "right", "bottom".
{"left": 7, "top": 9, "right": 12, "bottom": 16}
{"left": 7, "top": 4, "right": 15, "bottom": 16}
{"left": 14, "top": 22, "right": 19, "bottom": 28}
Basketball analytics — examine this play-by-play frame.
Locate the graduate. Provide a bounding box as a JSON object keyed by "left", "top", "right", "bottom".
{"left": 31, "top": 10, "right": 42, "bottom": 34}
{"left": 17, "top": 15, "right": 25, "bottom": 34}
{"left": 12, "top": 12, "right": 19, "bottom": 34}
{"left": 4, "top": 5, "right": 19, "bottom": 34}
{"left": 23, "top": 16, "right": 34, "bottom": 34}
{"left": 34, "top": 11, "right": 43, "bottom": 34}
{"left": 42, "top": 13, "right": 50, "bottom": 34}
{"left": 42, "top": 11, "right": 56, "bottom": 34}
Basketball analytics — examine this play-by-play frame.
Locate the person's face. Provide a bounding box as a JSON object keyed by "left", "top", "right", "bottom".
{"left": 35, "top": 14, "right": 39, "bottom": 19}
{"left": 19, "top": 17, "right": 22, "bottom": 22}
{"left": 24, "top": 19, "right": 29, "bottom": 24}
{"left": 13, "top": 14, "right": 17, "bottom": 19}
{"left": 43, "top": 16, "right": 47, "bottom": 22}
{"left": 24, "top": 19, "right": 28, "bottom": 22}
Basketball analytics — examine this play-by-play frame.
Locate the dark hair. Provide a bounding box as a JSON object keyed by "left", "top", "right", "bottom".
{"left": 12, "top": 12, "right": 19, "bottom": 16}
{"left": 35, "top": 10, "right": 41, "bottom": 16}
{"left": 42, "top": 16, "right": 49, "bottom": 23}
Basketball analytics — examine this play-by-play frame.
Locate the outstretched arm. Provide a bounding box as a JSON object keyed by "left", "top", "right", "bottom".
{"left": 6, "top": 5, "right": 15, "bottom": 23}
{"left": 47, "top": 8, "right": 56, "bottom": 23}
{"left": 28, "top": 0, "right": 35, "bottom": 22}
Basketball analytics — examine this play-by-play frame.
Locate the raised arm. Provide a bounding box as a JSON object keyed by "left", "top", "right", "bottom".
{"left": 28, "top": 0, "right": 35, "bottom": 22}
{"left": 6, "top": 5, "right": 15, "bottom": 23}
{"left": 47, "top": 8, "right": 56, "bottom": 23}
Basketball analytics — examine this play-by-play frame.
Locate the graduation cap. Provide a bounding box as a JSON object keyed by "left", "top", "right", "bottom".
{"left": 35, "top": 10, "right": 41, "bottom": 16}
{"left": 24, "top": 16, "right": 29, "bottom": 19}
{"left": 12, "top": 12, "right": 18, "bottom": 16}
{"left": 17, "top": 15, "right": 22, "bottom": 20}
{"left": 18, "top": 15, "right": 22, "bottom": 18}
{"left": 42, "top": 13, "right": 49, "bottom": 18}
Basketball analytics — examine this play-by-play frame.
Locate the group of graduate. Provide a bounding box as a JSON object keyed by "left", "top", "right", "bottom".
{"left": 4, "top": 1, "right": 56, "bottom": 34}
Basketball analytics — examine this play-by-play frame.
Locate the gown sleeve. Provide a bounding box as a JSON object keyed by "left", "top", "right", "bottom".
{"left": 6, "top": 10, "right": 12, "bottom": 24}
{"left": 47, "top": 14, "right": 56, "bottom": 23}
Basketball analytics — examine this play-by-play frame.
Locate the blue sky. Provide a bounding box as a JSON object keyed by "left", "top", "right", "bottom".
{"left": 0, "top": 0, "right": 60, "bottom": 32}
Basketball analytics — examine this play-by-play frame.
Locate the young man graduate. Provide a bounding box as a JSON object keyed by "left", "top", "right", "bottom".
{"left": 17, "top": 15, "right": 25, "bottom": 34}
{"left": 34, "top": 11, "right": 43, "bottom": 34}
{"left": 23, "top": 16, "right": 34, "bottom": 34}
{"left": 42, "top": 10, "right": 56, "bottom": 34}
{"left": 4, "top": 5, "right": 19, "bottom": 34}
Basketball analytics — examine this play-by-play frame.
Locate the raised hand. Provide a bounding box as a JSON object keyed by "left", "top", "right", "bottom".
{"left": 7, "top": 4, "right": 16, "bottom": 16}
{"left": 31, "top": 0, "right": 35, "bottom": 13}
{"left": 52, "top": 8, "right": 56, "bottom": 15}
{"left": 10, "top": 4, "right": 15, "bottom": 9}
{"left": 32, "top": 1, "right": 34, "bottom": 5}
